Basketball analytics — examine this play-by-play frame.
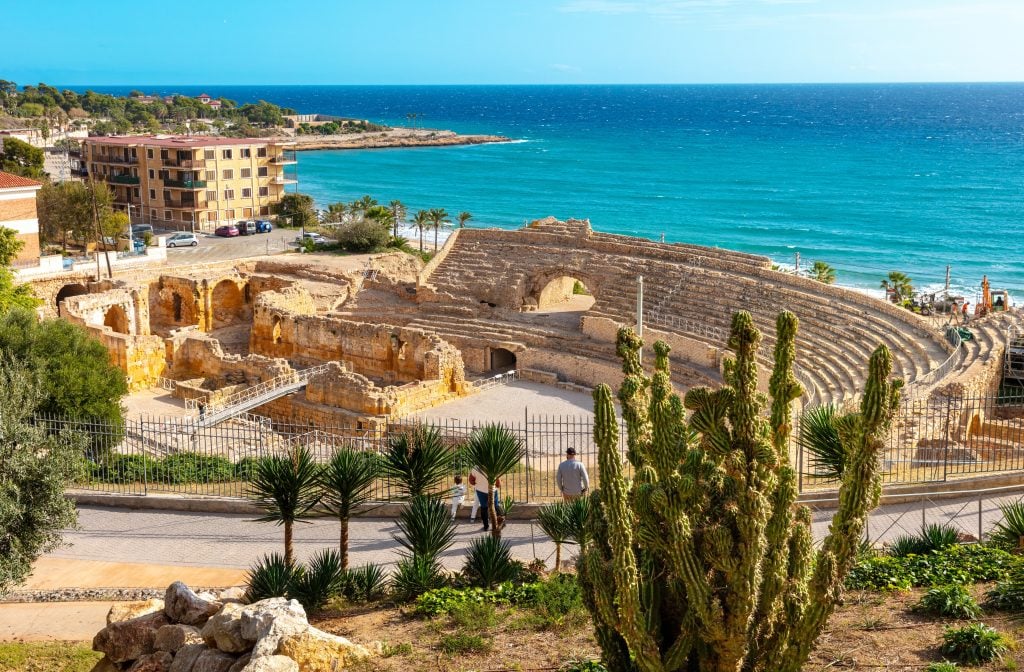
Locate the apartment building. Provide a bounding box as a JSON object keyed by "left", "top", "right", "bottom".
{"left": 0, "top": 171, "right": 43, "bottom": 264}
{"left": 81, "top": 135, "right": 298, "bottom": 231}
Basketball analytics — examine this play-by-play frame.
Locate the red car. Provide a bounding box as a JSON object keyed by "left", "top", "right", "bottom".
{"left": 214, "top": 225, "right": 240, "bottom": 237}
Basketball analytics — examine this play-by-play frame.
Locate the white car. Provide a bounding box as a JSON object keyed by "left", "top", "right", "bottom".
{"left": 296, "top": 232, "right": 329, "bottom": 245}
{"left": 166, "top": 232, "right": 199, "bottom": 248}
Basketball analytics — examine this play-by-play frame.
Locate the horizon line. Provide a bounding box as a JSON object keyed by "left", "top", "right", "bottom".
{"left": 27, "top": 79, "right": 1024, "bottom": 88}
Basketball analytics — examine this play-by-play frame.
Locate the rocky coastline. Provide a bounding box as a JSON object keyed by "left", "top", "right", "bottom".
{"left": 279, "top": 127, "right": 510, "bottom": 151}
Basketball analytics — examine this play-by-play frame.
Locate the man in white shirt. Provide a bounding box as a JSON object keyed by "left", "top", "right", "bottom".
{"left": 469, "top": 465, "right": 503, "bottom": 532}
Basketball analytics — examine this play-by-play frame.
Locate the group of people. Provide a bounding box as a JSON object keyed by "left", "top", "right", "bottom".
{"left": 449, "top": 447, "right": 591, "bottom": 532}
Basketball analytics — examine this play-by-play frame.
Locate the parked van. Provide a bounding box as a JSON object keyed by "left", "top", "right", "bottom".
{"left": 238, "top": 220, "right": 257, "bottom": 236}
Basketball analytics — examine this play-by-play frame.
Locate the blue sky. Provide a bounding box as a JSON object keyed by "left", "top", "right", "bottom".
{"left": 4, "top": 0, "right": 1023, "bottom": 85}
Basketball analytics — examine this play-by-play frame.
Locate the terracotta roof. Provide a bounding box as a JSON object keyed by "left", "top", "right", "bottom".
{"left": 0, "top": 171, "right": 42, "bottom": 189}
{"left": 84, "top": 134, "right": 278, "bottom": 148}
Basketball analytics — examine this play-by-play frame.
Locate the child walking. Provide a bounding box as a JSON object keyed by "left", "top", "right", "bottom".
{"left": 450, "top": 475, "right": 466, "bottom": 521}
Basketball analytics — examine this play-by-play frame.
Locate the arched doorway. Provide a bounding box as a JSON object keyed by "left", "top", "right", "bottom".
{"left": 55, "top": 283, "right": 89, "bottom": 316}
{"left": 490, "top": 348, "right": 517, "bottom": 371}
{"left": 535, "top": 276, "right": 596, "bottom": 312}
{"left": 211, "top": 280, "right": 245, "bottom": 329}
{"left": 103, "top": 305, "right": 130, "bottom": 334}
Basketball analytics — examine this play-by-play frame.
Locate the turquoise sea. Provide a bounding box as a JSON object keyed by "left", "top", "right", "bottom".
{"left": 87, "top": 84, "right": 1024, "bottom": 298}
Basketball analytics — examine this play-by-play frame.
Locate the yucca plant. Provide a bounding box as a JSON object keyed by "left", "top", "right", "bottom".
{"left": 245, "top": 553, "right": 296, "bottom": 603}
{"left": 940, "top": 623, "right": 1011, "bottom": 665}
{"left": 394, "top": 495, "right": 457, "bottom": 559}
{"left": 915, "top": 584, "right": 982, "bottom": 619}
{"left": 391, "top": 554, "right": 448, "bottom": 600}
{"left": 464, "top": 424, "right": 525, "bottom": 538}
{"left": 248, "top": 446, "right": 322, "bottom": 565}
{"left": 463, "top": 535, "right": 521, "bottom": 588}
{"left": 799, "top": 403, "right": 845, "bottom": 480}
{"left": 565, "top": 495, "right": 592, "bottom": 549}
{"left": 986, "top": 560, "right": 1024, "bottom": 612}
{"left": 382, "top": 425, "right": 452, "bottom": 498}
{"left": 344, "top": 563, "right": 389, "bottom": 603}
{"left": 537, "top": 501, "right": 573, "bottom": 572}
{"left": 890, "top": 523, "right": 960, "bottom": 557}
{"left": 288, "top": 548, "right": 346, "bottom": 613}
{"left": 319, "top": 448, "right": 381, "bottom": 569}
{"left": 989, "top": 500, "right": 1024, "bottom": 552}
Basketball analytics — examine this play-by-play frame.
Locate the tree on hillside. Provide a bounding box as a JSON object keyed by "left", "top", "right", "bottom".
{"left": 0, "top": 228, "right": 39, "bottom": 312}
{"left": 274, "top": 193, "right": 317, "bottom": 230}
{"left": 579, "top": 313, "right": 901, "bottom": 671}
{"left": 389, "top": 200, "right": 407, "bottom": 239}
{"left": 0, "top": 137, "right": 45, "bottom": 178}
{"left": 457, "top": 211, "right": 472, "bottom": 229}
{"left": 0, "top": 363, "right": 85, "bottom": 596}
{"left": 37, "top": 180, "right": 98, "bottom": 249}
{"left": 811, "top": 260, "right": 836, "bottom": 285}
{"left": 428, "top": 207, "right": 450, "bottom": 252}
{"left": 0, "top": 308, "right": 127, "bottom": 425}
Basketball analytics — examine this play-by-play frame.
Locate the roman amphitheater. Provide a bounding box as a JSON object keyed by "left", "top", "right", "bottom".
{"left": 32, "top": 218, "right": 1024, "bottom": 489}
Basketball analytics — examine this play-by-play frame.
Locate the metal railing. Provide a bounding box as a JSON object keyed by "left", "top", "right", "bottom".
{"left": 903, "top": 325, "right": 964, "bottom": 398}
{"left": 471, "top": 369, "right": 520, "bottom": 391}
{"left": 182, "top": 364, "right": 333, "bottom": 426}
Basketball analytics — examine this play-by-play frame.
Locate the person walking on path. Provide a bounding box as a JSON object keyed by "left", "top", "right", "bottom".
{"left": 469, "top": 465, "right": 503, "bottom": 532}
{"left": 557, "top": 447, "right": 589, "bottom": 501}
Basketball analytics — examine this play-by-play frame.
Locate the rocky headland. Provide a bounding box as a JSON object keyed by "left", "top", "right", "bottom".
{"left": 280, "top": 127, "right": 509, "bottom": 151}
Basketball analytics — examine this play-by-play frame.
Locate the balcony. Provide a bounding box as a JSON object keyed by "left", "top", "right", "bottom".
{"left": 163, "top": 178, "right": 207, "bottom": 189}
{"left": 272, "top": 176, "right": 298, "bottom": 185}
{"left": 91, "top": 155, "right": 138, "bottom": 165}
{"left": 160, "top": 158, "right": 205, "bottom": 169}
{"left": 270, "top": 151, "right": 297, "bottom": 165}
{"left": 162, "top": 199, "right": 202, "bottom": 209}
{"left": 108, "top": 174, "right": 140, "bottom": 185}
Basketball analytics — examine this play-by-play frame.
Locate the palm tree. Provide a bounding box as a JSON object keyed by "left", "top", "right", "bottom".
{"left": 319, "top": 449, "right": 381, "bottom": 569}
{"left": 811, "top": 261, "right": 836, "bottom": 285}
{"left": 798, "top": 403, "right": 845, "bottom": 481}
{"left": 881, "top": 271, "right": 913, "bottom": 303}
{"left": 388, "top": 200, "right": 407, "bottom": 240}
{"left": 464, "top": 424, "right": 525, "bottom": 539}
{"left": 427, "top": 207, "right": 450, "bottom": 252}
{"left": 382, "top": 425, "right": 452, "bottom": 499}
{"left": 457, "top": 211, "right": 472, "bottom": 229}
{"left": 536, "top": 501, "right": 572, "bottom": 572}
{"left": 323, "top": 202, "right": 347, "bottom": 224}
{"left": 348, "top": 195, "right": 377, "bottom": 220}
{"left": 248, "top": 446, "right": 322, "bottom": 566}
{"left": 412, "top": 210, "right": 429, "bottom": 253}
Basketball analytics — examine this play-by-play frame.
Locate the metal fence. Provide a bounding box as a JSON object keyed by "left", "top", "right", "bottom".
{"left": 47, "top": 387, "right": 1024, "bottom": 502}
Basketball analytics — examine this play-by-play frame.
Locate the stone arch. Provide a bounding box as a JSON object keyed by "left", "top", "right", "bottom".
{"left": 103, "top": 304, "right": 130, "bottom": 334}
{"left": 525, "top": 270, "right": 598, "bottom": 312}
{"left": 272, "top": 316, "right": 284, "bottom": 345}
{"left": 211, "top": 279, "right": 246, "bottom": 329}
{"left": 55, "top": 283, "right": 89, "bottom": 316}
{"left": 489, "top": 347, "right": 517, "bottom": 371}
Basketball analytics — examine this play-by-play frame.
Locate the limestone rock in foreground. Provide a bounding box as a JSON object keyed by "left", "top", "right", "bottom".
{"left": 276, "top": 627, "right": 370, "bottom": 672}
{"left": 166, "top": 581, "right": 223, "bottom": 626}
{"left": 201, "top": 603, "right": 253, "bottom": 653}
{"left": 108, "top": 598, "right": 165, "bottom": 625}
{"left": 239, "top": 655, "right": 298, "bottom": 672}
{"left": 226, "top": 652, "right": 251, "bottom": 672}
{"left": 168, "top": 643, "right": 206, "bottom": 672}
{"left": 127, "top": 651, "right": 173, "bottom": 671}
{"left": 93, "top": 611, "right": 172, "bottom": 664}
{"left": 191, "top": 648, "right": 238, "bottom": 672}
{"left": 89, "top": 657, "right": 120, "bottom": 672}
{"left": 238, "top": 598, "right": 308, "bottom": 657}
{"left": 155, "top": 624, "right": 204, "bottom": 653}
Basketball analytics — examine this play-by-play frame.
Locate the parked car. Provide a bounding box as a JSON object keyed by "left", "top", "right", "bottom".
{"left": 296, "top": 232, "right": 329, "bottom": 245}
{"left": 166, "top": 232, "right": 198, "bottom": 248}
{"left": 130, "top": 224, "right": 155, "bottom": 238}
{"left": 238, "top": 220, "right": 257, "bottom": 236}
{"left": 215, "top": 225, "right": 240, "bottom": 237}
{"left": 254, "top": 220, "right": 273, "bottom": 233}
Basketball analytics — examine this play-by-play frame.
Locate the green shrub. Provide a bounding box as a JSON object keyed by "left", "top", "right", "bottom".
{"left": 245, "top": 553, "right": 295, "bottom": 603}
{"left": 414, "top": 583, "right": 542, "bottom": 617}
{"left": 337, "top": 219, "right": 389, "bottom": 253}
{"left": 924, "top": 663, "right": 959, "bottom": 672}
{"left": 939, "top": 623, "right": 1011, "bottom": 664}
{"left": 462, "top": 535, "right": 523, "bottom": 588}
{"left": 846, "top": 544, "right": 1014, "bottom": 590}
{"left": 914, "top": 584, "right": 981, "bottom": 619}
{"left": 288, "top": 549, "right": 345, "bottom": 613}
{"left": 89, "top": 454, "right": 158, "bottom": 483}
{"left": 154, "top": 453, "right": 236, "bottom": 484}
{"left": 448, "top": 600, "right": 497, "bottom": 632}
{"left": 985, "top": 560, "right": 1024, "bottom": 612}
{"left": 392, "top": 555, "right": 448, "bottom": 601}
{"left": 530, "top": 573, "right": 586, "bottom": 628}
{"left": 234, "top": 456, "right": 260, "bottom": 481}
{"left": 438, "top": 633, "right": 490, "bottom": 655}
{"left": 379, "top": 642, "right": 413, "bottom": 658}
{"left": 561, "top": 661, "right": 608, "bottom": 672}
{"left": 989, "top": 500, "right": 1024, "bottom": 552}
{"left": 889, "top": 524, "right": 961, "bottom": 558}
{"left": 343, "top": 563, "right": 389, "bottom": 603}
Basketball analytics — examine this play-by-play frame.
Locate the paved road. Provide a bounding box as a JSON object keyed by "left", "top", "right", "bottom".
{"left": 162, "top": 227, "right": 298, "bottom": 265}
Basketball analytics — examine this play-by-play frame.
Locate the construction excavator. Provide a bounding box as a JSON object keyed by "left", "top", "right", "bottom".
{"left": 976, "top": 275, "right": 1012, "bottom": 317}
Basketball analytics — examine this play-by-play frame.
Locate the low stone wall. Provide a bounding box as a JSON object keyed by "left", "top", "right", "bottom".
{"left": 171, "top": 336, "right": 293, "bottom": 388}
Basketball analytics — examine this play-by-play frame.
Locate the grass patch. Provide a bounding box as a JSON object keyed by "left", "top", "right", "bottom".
{"left": 0, "top": 641, "right": 103, "bottom": 672}
{"left": 438, "top": 632, "right": 492, "bottom": 655}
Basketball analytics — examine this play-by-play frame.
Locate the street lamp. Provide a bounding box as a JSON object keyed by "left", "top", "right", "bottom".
{"left": 126, "top": 204, "right": 136, "bottom": 251}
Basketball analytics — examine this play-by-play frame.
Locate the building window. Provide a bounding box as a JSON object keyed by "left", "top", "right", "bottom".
{"left": 148, "top": 169, "right": 155, "bottom": 179}
{"left": 224, "top": 189, "right": 235, "bottom": 200}
{"left": 158, "top": 170, "right": 168, "bottom": 180}
{"left": 257, "top": 147, "right": 267, "bottom": 157}
{"left": 242, "top": 188, "right": 252, "bottom": 198}
{"left": 149, "top": 189, "right": 156, "bottom": 199}
{"left": 160, "top": 149, "right": 169, "bottom": 160}
{"left": 241, "top": 168, "right": 251, "bottom": 178}
{"left": 258, "top": 186, "right": 269, "bottom": 197}
{"left": 181, "top": 212, "right": 191, "bottom": 222}
{"left": 164, "top": 210, "right": 171, "bottom": 220}
{"left": 205, "top": 170, "right": 215, "bottom": 181}
{"left": 147, "top": 149, "right": 154, "bottom": 159}
{"left": 133, "top": 188, "right": 140, "bottom": 198}
{"left": 240, "top": 148, "right": 251, "bottom": 158}
{"left": 163, "top": 190, "right": 172, "bottom": 203}
{"left": 225, "top": 209, "right": 235, "bottom": 220}
{"left": 151, "top": 209, "right": 157, "bottom": 219}
{"left": 222, "top": 149, "right": 232, "bottom": 159}
{"left": 222, "top": 169, "right": 233, "bottom": 180}
{"left": 206, "top": 190, "right": 217, "bottom": 201}
{"left": 205, "top": 150, "right": 215, "bottom": 160}
{"left": 209, "top": 211, "right": 218, "bottom": 222}
{"left": 257, "top": 166, "right": 268, "bottom": 177}
{"left": 260, "top": 206, "right": 270, "bottom": 215}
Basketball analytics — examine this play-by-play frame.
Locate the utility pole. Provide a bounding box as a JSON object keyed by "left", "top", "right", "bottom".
{"left": 794, "top": 251, "right": 800, "bottom": 274}
{"left": 945, "top": 265, "right": 951, "bottom": 297}
{"left": 636, "top": 275, "right": 644, "bottom": 364}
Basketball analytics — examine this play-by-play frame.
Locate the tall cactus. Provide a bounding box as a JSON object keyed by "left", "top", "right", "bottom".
{"left": 579, "top": 310, "right": 901, "bottom": 672}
